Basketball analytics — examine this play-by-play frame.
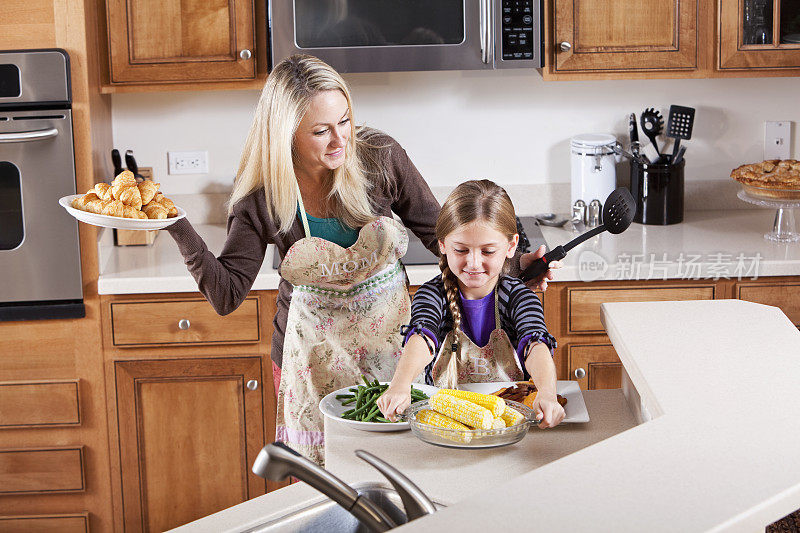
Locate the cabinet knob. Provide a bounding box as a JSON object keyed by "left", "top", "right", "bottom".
{"left": 178, "top": 319, "right": 190, "bottom": 330}
{"left": 239, "top": 49, "right": 252, "bottom": 60}
{"left": 246, "top": 379, "right": 259, "bottom": 391}
{"left": 559, "top": 41, "right": 572, "bottom": 52}
{"left": 574, "top": 367, "right": 586, "bottom": 379}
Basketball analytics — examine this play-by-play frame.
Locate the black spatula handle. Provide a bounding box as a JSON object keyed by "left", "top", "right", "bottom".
{"left": 519, "top": 246, "right": 567, "bottom": 282}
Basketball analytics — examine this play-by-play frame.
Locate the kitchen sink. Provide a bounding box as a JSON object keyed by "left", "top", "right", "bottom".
{"left": 241, "top": 482, "right": 446, "bottom": 533}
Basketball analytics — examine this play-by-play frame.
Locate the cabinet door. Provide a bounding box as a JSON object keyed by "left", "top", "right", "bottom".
{"left": 736, "top": 282, "right": 800, "bottom": 326}
{"left": 567, "top": 344, "right": 621, "bottom": 390}
{"left": 719, "top": 1, "right": 800, "bottom": 69}
{"left": 106, "top": 0, "right": 256, "bottom": 84}
{"left": 115, "top": 357, "right": 265, "bottom": 532}
{"left": 553, "top": 0, "right": 698, "bottom": 72}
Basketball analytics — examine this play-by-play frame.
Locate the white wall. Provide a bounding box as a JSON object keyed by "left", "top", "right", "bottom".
{"left": 112, "top": 69, "right": 800, "bottom": 199}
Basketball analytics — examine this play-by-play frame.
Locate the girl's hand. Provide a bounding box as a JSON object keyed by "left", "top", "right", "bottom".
{"left": 377, "top": 385, "right": 412, "bottom": 422}
{"left": 533, "top": 394, "right": 566, "bottom": 429}
{"left": 520, "top": 245, "right": 562, "bottom": 291}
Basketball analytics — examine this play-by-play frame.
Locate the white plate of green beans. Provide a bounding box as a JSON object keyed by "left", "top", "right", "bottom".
{"left": 319, "top": 376, "right": 439, "bottom": 432}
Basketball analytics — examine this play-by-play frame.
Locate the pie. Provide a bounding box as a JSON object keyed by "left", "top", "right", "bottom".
{"left": 731, "top": 159, "right": 800, "bottom": 199}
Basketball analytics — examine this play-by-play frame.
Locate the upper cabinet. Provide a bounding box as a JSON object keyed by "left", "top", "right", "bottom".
{"left": 105, "top": 0, "right": 257, "bottom": 86}
{"left": 552, "top": 0, "right": 698, "bottom": 73}
{"left": 719, "top": 0, "right": 800, "bottom": 70}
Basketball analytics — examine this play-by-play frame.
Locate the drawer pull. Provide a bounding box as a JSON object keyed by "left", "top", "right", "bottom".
{"left": 574, "top": 367, "right": 586, "bottom": 379}
{"left": 240, "top": 49, "right": 252, "bottom": 60}
{"left": 559, "top": 41, "right": 572, "bottom": 52}
{"left": 178, "top": 319, "right": 191, "bottom": 330}
{"left": 246, "top": 380, "right": 259, "bottom": 391}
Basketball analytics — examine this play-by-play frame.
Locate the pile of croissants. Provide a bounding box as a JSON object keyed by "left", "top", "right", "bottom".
{"left": 71, "top": 170, "right": 178, "bottom": 219}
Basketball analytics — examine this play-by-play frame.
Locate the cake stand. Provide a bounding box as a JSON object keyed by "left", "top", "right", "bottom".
{"left": 737, "top": 189, "right": 800, "bottom": 243}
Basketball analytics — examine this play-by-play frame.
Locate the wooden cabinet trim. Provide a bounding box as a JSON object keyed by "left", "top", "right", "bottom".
{"left": 0, "top": 446, "right": 85, "bottom": 495}
{"left": 718, "top": 0, "right": 800, "bottom": 70}
{"left": 110, "top": 297, "right": 260, "bottom": 347}
{"left": 567, "top": 343, "right": 621, "bottom": 390}
{"left": 0, "top": 379, "right": 81, "bottom": 428}
{"left": 735, "top": 282, "right": 800, "bottom": 326}
{"left": 0, "top": 513, "right": 89, "bottom": 533}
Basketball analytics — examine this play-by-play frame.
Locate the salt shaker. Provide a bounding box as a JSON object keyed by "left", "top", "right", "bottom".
{"left": 572, "top": 200, "right": 587, "bottom": 226}
{"left": 587, "top": 199, "right": 602, "bottom": 227}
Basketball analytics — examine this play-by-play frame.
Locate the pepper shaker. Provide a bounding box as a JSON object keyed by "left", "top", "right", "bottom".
{"left": 587, "top": 199, "right": 602, "bottom": 227}
{"left": 572, "top": 200, "right": 587, "bottom": 226}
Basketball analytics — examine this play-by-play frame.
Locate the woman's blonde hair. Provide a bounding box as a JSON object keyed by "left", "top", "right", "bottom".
{"left": 435, "top": 179, "right": 518, "bottom": 389}
{"left": 228, "top": 54, "right": 381, "bottom": 232}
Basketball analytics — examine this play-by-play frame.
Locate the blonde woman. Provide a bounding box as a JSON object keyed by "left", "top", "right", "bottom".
{"left": 167, "top": 55, "right": 555, "bottom": 464}
{"left": 378, "top": 180, "right": 564, "bottom": 429}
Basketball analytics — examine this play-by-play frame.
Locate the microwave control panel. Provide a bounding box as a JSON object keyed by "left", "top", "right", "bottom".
{"left": 501, "top": 0, "right": 535, "bottom": 60}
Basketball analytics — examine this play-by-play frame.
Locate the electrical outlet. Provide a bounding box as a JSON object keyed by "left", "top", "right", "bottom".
{"left": 764, "top": 121, "right": 791, "bottom": 160}
{"left": 168, "top": 150, "right": 209, "bottom": 175}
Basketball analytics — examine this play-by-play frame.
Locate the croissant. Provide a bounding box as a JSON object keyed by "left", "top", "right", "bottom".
{"left": 137, "top": 210, "right": 148, "bottom": 219}
{"left": 143, "top": 201, "right": 168, "bottom": 219}
{"left": 122, "top": 205, "right": 141, "bottom": 219}
{"left": 138, "top": 179, "right": 159, "bottom": 205}
{"left": 72, "top": 191, "right": 100, "bottom": 211}
{"left": 117, "top": 185, "right": 143, "bottom": 210}
{"left": 94, "top": 182, "right": 113, "bottom": 201}
{"left": 101, "top": 199, "right": 126, "bottom": 217}
{"left": 157, "top": 196, "right": 178, "bottom": 217}
{"left": 111, "top": 171, "right": 137, "bottom": 200}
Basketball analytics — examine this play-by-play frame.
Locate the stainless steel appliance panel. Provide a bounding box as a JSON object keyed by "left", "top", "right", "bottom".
{"left": 0, "top": 50, "right": 69, "bottom": 106}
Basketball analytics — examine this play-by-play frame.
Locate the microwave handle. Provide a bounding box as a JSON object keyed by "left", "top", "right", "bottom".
{"left": 0, "top": 128, "right": 59, "bottom": 143}
{"left": 480, "top": 0, "right": 492, "bottom": 64}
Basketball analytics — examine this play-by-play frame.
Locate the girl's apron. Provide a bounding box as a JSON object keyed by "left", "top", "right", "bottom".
{"left": 276, "top": 198, "right": 410, "bottom": 465}
{"left": 429, "top": 291, "right": 525, "bottom": 387}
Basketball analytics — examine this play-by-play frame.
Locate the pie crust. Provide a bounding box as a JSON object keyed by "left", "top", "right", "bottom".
{"left": 731, "top": 159, "right": 800, "bottom": 199}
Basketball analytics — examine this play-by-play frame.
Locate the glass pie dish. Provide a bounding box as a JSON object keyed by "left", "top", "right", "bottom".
{"left": 404, "top": 399, "right": 536, "bottom": 449}
{"left": 739, "top": 183, "right": 800, "bottom": 201}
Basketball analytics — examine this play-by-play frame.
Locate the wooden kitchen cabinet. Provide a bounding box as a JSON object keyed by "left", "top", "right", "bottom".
{"left": 719, "top": 0, "right": 800, "bottom": 70}
{"left": 113, "top": 356, "right": 266, "bottom": 532}
{"left": 735, "top": 280, "right": 800, "bottom": 326}
{"left": 550, "top": 0, "right": 699, "bottom": 73}
{"left": 104, "top": 0, "right": 257, "bottom": 85}
{"left": 567, "top": 343, "right": 621, "bottom": 391}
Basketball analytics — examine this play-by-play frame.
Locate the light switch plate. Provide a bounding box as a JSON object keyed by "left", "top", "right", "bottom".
{"left": 764, "top": 121, "right": 791, "bottom": 160}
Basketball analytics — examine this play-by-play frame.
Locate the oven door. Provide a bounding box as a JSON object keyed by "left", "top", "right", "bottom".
{"left": 0, "top": 109, "right": 84, "bottom": 319}
{"left": 271, "top": 0, "right": 492, "bottom": 72}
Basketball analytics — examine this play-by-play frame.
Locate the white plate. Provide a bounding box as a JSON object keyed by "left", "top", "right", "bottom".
{"left": 458, "top": 380, "right": 590, "bottom": 423}
{"left": 319, "top": 382, "right": 439, "bottom": 432}
{"left": 59, "top": 194, "right": 186, "bottom": 230}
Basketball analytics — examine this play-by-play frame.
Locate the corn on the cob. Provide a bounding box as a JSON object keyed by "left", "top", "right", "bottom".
{"left": 438, "top": 389, "right": 507, "bottom": 417}
{"left": 429, "top": 392, "right": 494, "bottom": 430}
{"left": 499, "top": 405, "right": 525, "bottom": 427}
{"left": 416, "top": 409, "right": 472, "bottom": 443}
{"left": 491, "top": 417, "right": 506, "bottom": 430}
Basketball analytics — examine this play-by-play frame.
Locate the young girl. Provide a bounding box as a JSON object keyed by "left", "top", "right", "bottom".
{"left": 377, "top": 180, "right": 565, "bottom": 428}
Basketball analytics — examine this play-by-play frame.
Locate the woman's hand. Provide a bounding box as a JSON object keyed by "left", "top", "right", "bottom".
{"left": 520, "top": 245, "right": 562, "bottom": 291}
{"left": 532, "top": 393, "right": 566, "bottom": 429}
{"left": 376, "top": 385, "right": 412, "bottom": 422}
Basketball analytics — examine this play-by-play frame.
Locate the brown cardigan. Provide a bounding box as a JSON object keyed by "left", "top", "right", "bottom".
{"left": 167, "top": 132, "right": 442, "bottom": 367}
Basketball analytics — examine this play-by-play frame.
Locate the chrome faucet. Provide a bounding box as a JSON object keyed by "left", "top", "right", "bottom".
{"left": 252, "top": 442, "right": 436, "bottom": 532}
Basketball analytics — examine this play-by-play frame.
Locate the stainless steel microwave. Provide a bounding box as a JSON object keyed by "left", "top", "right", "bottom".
{"left": 270, "top": 0, "right": 543, "bottom": 73}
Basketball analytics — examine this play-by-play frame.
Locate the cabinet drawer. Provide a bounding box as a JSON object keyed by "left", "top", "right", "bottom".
{"left": 567, "top": 344, "right": 621, "bottom": 391}
{"left": 736, "top": 283, "right": 800, "bottom": 326}
{"left": 0, "top": 380, "right": 80, "bottom": 428}
{"left": 111, "top": 298, "right": 260, "bottom": 346}
{"left": 0, "top": 447, "right": 85, "bottom": 494}
{"left": 567, "top": 285, "right": 715, "bottom": 334}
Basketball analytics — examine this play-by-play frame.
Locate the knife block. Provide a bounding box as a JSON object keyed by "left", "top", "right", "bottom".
{"left": 114, "top": 167, "right": 159, "bottom": 246}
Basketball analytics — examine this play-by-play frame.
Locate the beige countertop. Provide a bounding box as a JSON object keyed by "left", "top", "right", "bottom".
{"left": 98, "top": 209, "right": 800, "bottom": 295}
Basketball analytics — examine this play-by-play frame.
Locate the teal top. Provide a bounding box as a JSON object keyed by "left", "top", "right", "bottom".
{"left": 299, "top": 207, "right": 360, "bottom": 249}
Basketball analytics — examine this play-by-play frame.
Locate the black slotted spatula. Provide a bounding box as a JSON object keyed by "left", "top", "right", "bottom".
{"left": 520, "top": 188, "right": 636, "bottom": 282}
{"left": 666, "top": 104, "right": 695, "bottom": 162}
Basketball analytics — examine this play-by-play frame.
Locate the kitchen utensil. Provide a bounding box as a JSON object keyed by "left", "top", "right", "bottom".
{"left": 319, "top": 382, "right": 439, "bottom": 432}
{"left": 59, "top": 194, "right": 186, "bottom": 230}
{"left": 125, "top": 149, "right": 143, "bottom": 181}
{"left": 665, "top": 105, "right": 695, "bottom": 161}
{"left": 640, "top": 108, "right": 664, "bottom": 159}
{"left": 570, "top": 134, "right": 619, "bottom": 209}
{"left": 672, "top": 145, "right": 687, "bottom": 166}
{"left": 534, "top": 213, "right": 569, "bottom": 227}
{"left": 520, "top": 187, "right": 636, "bottom": 282}
{"left": 628, "top": 113, "right": 640, "bottom": 157}
{"left": 111, "top": 149, "right": 123, "bottom": 177}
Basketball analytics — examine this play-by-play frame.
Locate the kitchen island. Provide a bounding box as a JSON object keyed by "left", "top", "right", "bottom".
{"left": 172, "top": 299, "right": 800, "bottom": 532}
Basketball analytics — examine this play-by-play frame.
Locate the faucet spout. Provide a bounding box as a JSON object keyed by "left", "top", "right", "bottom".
{"left": 355, "top": 450, "right": 436, "bottom": 521}
{"left": 252, "top": 442, "right": 397, "bottom": 532}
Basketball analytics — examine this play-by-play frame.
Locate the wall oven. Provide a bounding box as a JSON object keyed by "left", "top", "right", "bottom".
{"left": 270, "top": 0, "right": 543, "bottom": 72}
{"left": 0, "top": 49, "right": 84, "bottom": 321}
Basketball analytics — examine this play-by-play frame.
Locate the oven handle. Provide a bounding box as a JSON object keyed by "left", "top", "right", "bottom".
{"left": 480, "top": 0, "right": 492, "bottom": 64}
{"left": 0, "top": 128, "right": 59, "bottom": 143}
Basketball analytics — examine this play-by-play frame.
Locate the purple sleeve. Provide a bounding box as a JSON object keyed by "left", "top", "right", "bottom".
{"left": 515, "top": 334, "right": 556, "bottom": 377}
{"left": 402, "top": 325, "right": 438, "bottom": 353}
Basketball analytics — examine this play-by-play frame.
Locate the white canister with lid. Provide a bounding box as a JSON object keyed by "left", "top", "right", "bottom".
{"left": 570, "top": 133, "right": 619, "bottom": 209}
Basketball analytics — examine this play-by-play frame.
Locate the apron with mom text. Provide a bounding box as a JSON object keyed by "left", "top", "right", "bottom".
{"left": 429, "top": 291, "right": 524, "bottom": 387}
{"left": 276, "top": 203, "right": 410, "bottom": 465}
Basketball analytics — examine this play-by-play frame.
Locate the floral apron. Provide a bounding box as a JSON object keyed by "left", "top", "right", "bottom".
{"left": 276, "top": 197, "right": 410, "bottom": 465}
{"left": 429, "top": 291, "right": 525, "bottom": 387}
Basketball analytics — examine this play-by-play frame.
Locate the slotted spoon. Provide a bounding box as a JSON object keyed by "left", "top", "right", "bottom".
{"left": 519, "top": 188, "right": 636, "bottom": 282}
{"left": 640, "top": 108, "right": 664, "bottom": 160}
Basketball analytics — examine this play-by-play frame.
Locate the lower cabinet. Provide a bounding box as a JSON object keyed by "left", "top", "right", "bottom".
{"left": 114, "top": 357, "right": 266, "bottom": 532}
{"left": 566, "top": 344, "right": 621, "bottom": 391}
